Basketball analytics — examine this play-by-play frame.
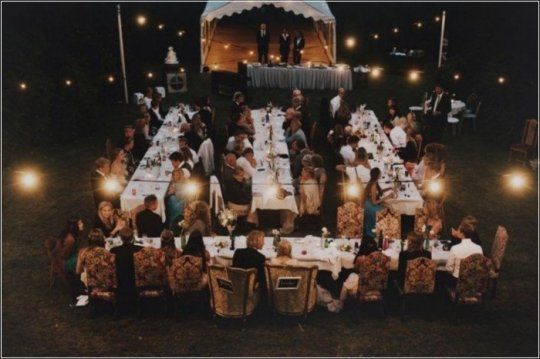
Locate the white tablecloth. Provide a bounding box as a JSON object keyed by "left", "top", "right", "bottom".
{"left": 450, "top": 100, "right": 466, "bottom": 115}
{"left": 120, "top": 107, "right": 194, "bottom": 221}
{"left": 247, "top": 64, "right": 353, "bottom": 90}
{"left": 250, "top": 108, "right": 299, "bottom": 214}
{"left": 348, "top": 110, "right": 424, "bottom": 216}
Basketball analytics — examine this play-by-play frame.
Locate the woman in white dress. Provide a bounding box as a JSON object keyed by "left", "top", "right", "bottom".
{"left": 345, "top": 147, "right": 371, "bottom": 184}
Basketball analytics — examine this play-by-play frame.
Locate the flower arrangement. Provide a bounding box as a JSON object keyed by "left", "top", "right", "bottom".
{"left": 272, "top": 229, "right": 281, "bottom": 248}
{"left": 321, "top": 227, "right": 330, "bottom": 248}
{"left": 218, "top": 209, "right": 237, "bottom": 249}
{"left": 339, "top": 244, "right": 352, "bottom": 252}
{"left": 214, "top": 239, "right": 228, "bottom": 249}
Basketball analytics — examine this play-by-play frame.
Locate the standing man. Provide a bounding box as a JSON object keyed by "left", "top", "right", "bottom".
{"left": 424, "top": 82, "right": 451, "bottom": 143}
{"left": 293, "top": 31, "right": 305, "bottom": 64}
{"left": 256, "top": 23, "right": 270, "bottom": 64}
{"left": 330, "top": 87, "right": 346, "bottom": 118}
{"left": 279, "top": 27, "right": 291, "bottom": 63}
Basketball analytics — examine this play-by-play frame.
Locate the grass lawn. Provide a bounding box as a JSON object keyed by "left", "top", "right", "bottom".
{"left": 2, "top": 70, "right": 538, "bottom": 357}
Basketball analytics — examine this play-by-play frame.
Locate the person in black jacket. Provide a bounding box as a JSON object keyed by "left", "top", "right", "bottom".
{"left": 425, "top": 83, "right": 452, "bottom": 143}
{"left": 148, "top": 100, "right": 164, "bottom": 136}
{"left": 223, "top": 167, "right": 252, "bottom": 206}
{"left": 232, "top": 230, "right": 267, "bottom": 295}
{"left": 397, "top": 232, "right": 431, "bottom": 287}
{"left": 278, "top": 27, "right": 291, "bottom": 63}
{"left": 110, "top": 227, "right": 142, "bottom": 306}
{"left": 256, "top": 23, "right": 270, "bottom": 64}
{"left": 230, "top": 92, "right": 245, "bottom": 122}
{"left": 292, "top": 31, "right": 305, "bottom": 64}
{"left": 135, "top": 195, "right": 163, "bottom": 237}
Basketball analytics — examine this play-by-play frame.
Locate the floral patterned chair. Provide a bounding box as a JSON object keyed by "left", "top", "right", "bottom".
{"left": 446, "top": 253, "right": 492, "bottom": 306}
{"left": 489, "top": 226, "right": 509, "bottom": 298}
{"left": 356, "top": 252, "right": 391, "bottom": 316}
{"left": 376, "top": 208, "right": 401, "bottom": 239}
{"left": 396, "top": 257, "right": 437, "bottom": 319}
{"left": 84, "top": 247, "right": 118, "bottom": 316}
{"left": 167, "top": 255, "right": 206, "bottom": 317}
{"left": 133, "top": 248, "right": 167, "bottom": 318}
{"left": 337, "top": 202, "right": 364, "bottom": 238}
{"left": 208, "top": 265, "right": 259, "bottom": 322}
{"left": 413, "top": 208, "right": 427, "bottom": 235}
{"left": 265, "top": 264, "right": 318, "bottom": 318}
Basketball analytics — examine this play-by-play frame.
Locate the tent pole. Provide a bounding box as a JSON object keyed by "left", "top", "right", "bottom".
{"left": 117, "top": 4, "right": 129, "bottom": 104}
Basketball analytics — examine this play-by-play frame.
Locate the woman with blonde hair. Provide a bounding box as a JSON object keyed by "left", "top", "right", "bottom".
{"left": 94, "top": 201, "right": 125, "bottom": 237}
{"left": 270, "top": 240, "right": 299, "bottom": 266}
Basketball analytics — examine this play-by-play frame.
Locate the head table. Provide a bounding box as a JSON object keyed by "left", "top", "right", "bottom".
{"left": 106, "top": 236, "right": 450, "bottom": 279}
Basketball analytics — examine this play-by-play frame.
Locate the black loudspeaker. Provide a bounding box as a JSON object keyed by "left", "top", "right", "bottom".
{"left": 166, "top": 72, "right": 187, "bottom": 93}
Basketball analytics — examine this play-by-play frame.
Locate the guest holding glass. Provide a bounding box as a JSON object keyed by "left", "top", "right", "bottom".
{"left": 94, "top": 201, "right": 126, "bottom": 238}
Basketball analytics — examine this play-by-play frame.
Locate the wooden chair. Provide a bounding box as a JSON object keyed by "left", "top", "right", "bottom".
{"left": 394, "top": 257, "right": 437, "bottom": 320}
{"left": 265, "top": 264, "right": 318, "bottom": 318}
{"left": 167, "top": 255, "right": 206, "bottom": 318}
{"left": 489, "top": 226, "right": 509, "bottom": 298}
{"left": 446, "top": 254, "right": 491, "bottom": 307}
{"left": 84, "top": 248, "right": 118, "bottom": 317}
{"left": 44, "top": 236, "right": 69, "bottom": 288}
{"left": 376, "top": 208, "right": 401, "bottom": 240}
{"left": 336, "top": 202, "right": 364, "bottom": 238}
{"left": 133, "top": 248, "right": 168, "bottom": 318}
{"left": 208, "top": 265, "right": 259, "bottom": 322}
{"left": 508, "top": 119, "right": 538, "bottom": 164}
{"left": 355, "top": 252, "right": 390, "bottom": 317}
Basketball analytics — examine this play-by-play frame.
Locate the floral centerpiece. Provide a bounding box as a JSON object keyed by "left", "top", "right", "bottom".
{"left": 339, "top": 243, "right": 352, "bottom": 252}
{"left": 272, "top": 229, "right": 281, "bottom": 249}
{"left": 178, "top": 219, "right": 190, "bottom": 249}
{"left": 321, "top": 227, "right": 330, "bottom": 248}
{"left": 218, "top": 209, "right": 238, "bottom": 250}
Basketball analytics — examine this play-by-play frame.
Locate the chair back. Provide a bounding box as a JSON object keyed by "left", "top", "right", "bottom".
{"left": 133, "top": 248, "right": 167, "bottom": 288}
{"left": 455, "top": 254, "right": 491, "bottom": 304}
{"left": 85, "top": 247, "right": 117, "bottom": 290}
{"left": 356, "top": 252, "right": 390, "bottom": 301}
{"left": 265, "top": 264, "right": 318, "bottom": 316}
{"left": 403, "top": 257, "right": 437, "bottom": 294}
{"left": 490, "top": 226, "right": 509, "bottom": 272}
{"left": 208, "top": 265, "right": 258, "bottom": 318}
{"left": 376, "top": 208, "right": 401, "bottom": 239}
{"left": 521, "top": 119, "right": 538, "bottom": 147}
{"left": 337, "top": 202, "right": 364, "bottom": 238}
{"left": 167, "top": 255, "right": 204, "bottom": 294}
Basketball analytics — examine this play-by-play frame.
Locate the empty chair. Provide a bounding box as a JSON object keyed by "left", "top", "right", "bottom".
{"left": 461, "top": 101, "right": 481, "bottom": 132}
{"left": 337, "top": 202, "right": 364, "bottom": 238}
{"left": 395, "top": 257, "right": 437, "bottom": 319}
{"left": 355, "top": 252, "right": 390, "bottom": 317}
{"left": 133, "top": 248, "right": 168, "bottom": 318}
{"left": 446, "top": 253, "right": 491, "bottom": 306}
{"left": 265, "top": 264, "right": 318, "bottom": 318}
{"left": 489, "top": 226, "right": 509, "bottom": 298}
{"left": 508, "top": 119, "right": 538, "bottom": 164}
{"left": 376, "top": 208, "right": 401, "bottom": 239}
{"left": 167, "top": 255, "right": 206, "bottom": 317}
{"left": 208, "top": 265, "right": 259, "bottom": 321}
{"left": 84, "top": 248, "right": 118, "bottom": 316}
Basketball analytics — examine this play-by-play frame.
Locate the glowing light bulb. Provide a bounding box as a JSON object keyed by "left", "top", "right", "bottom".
{"left": 371, "top": 67, "right": 382, "bottom": 78}
{"left": 453, "top": 73, "right": 460, "bottom": 80}
{"left": 409, "top": 70, "right": 420, "bottom": 82}
{"left": 498, "top": 76, "right": 506, "bottom": 84}
{"left": 147, "top": 72, "right": 154, "bottom": 78}
{"left": 136, "top": 15, "right": 147, "bottom": 26}
{"left": 19, "top": 171, "right": 39, "bottom": 190}
{"left": 373, "top": 33, "right": 379, "bottom": 40}
{"left": 107, "top": 75, "right": 115, "bottom": 83}
{"left": 158, "top": 24, "right": 164, "bottom": 30}
{"left": 185, "top": 181, "right": 199, "bottom": 195}
{"left": 346, "top": 184, "right": 360, "bottom": 197}
{"left": 104, "top": 179, "right": 121, "bottom": 193}
{"left": 509, "top": 173, "right": 526, "bottom": 189}
{"left": 65, "top": 79, "right": 72, "bottom": 86}
{"left": 19, "top": 82, "right": 27, "bottom": 90}
{"left": 393, "top": 27, "right": 399, "bottom": 34}
{"left": 345, "top": 37, "right": 356, "bottom": 48}
{"left": 427, "top": 180, "right": 442, "bottom": 194}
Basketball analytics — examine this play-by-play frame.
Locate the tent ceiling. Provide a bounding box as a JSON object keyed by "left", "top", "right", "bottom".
{"left": 201, "top": 1, "right": 335, "bottom": 23}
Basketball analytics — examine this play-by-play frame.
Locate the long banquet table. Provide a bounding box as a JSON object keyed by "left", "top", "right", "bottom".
{"left": 247, "top": 64, "right": 353, "bottom": 90}
{"left": 105, "top": 236, "right": 450, "bottom": 279}
{"left": 348, "top": 109, "right": 424, "bottom": 216}
{"left": 120, "top": 106, "right": 194, "bottom": 221}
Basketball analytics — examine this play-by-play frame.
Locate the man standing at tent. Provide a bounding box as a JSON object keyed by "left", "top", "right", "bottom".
{"left": 279, "top": 27, "right": 291, "bottom": 63}
{"left": 256, "top": 23, "right": 270, "bottom": 64}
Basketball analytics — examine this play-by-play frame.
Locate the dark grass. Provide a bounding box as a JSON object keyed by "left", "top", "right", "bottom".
{"left": 2, "top": 71, "right": 538, "bottom": 357}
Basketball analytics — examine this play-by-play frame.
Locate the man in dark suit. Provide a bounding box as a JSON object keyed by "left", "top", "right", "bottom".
{"left": 425, "top": 83, "right": 451, "bottom": 143}
{"left": 230, "top": 92, "right": 244, "bottom": 122}
{"left": 232, "top": 230, "right": 267, "bottom": 298}
{"left": 256, "top": 23, "right": 270, "bottom": 64}
{"left": 148, "top": 100, "right": 164, "bottom": 136}
{"left": 293, "top": 31, "right": 305, "bottom": 64}
{"left": 110, "top": 227, "right": 142, "bottom": 307}
{"left": 224, "top": 167, "right": 252, "bottom": 206}
{"left": 90, "top": 157, "right": 119, "bottom": 208}
{"left": 279, "top": 28, "right": 291, "bottom": 63}
{"left": 135, "top": 195, "right": 163, "bottom": 237}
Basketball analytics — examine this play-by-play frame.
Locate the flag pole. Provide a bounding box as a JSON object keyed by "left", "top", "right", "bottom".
{"left": 117, "top": 4, "right": 129, "bottom": 104}
{"left": 437, "top": 11, "right": 447, "bottom": 68}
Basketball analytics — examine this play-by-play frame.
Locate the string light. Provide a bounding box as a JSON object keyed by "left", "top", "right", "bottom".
{"left": 408, "top": 70, "right": 420, "bottom": 82}
{"left": 504, "top": 172, "right": 528, "bottom": 191}
{"left": 147, "top": 72, "right": 154, "bottom": 78}
{"left": 180, "top": 68, "right": 185, "bottom": 73}
{"left": 435, "top": 16, "right": 441, "bottom": 22}
{"left": 224, "top": 44, "right": 230, "bottom": 49}
{"left": 453, "top": 73, "right": 460, "bottom": 80}
{"left": 372, "top": 33, "right": 379, "bottom": 40}
{"left": 212, "top": 64, "right": 219, "bottom": 70}
{"left": 426, "top": 179, "right": 442, "bottom": 195}
{"left": 65, "top": 79, "right": 72, "bottom": 86}
{"left": 104, "top": 178, "right": 121, "bottom": 194}
{"left": 370, "top": 67, "right": 382, "bottom": 78}
{"left": 393, "top": 27, "right": 399, "bottom": 34}
{"left": 16, "top": 170, "right": 40, "bottom": 191}
{"left": 107, "top": 75, "right": 115, "bottom": 83}
{"left": 136, "top": 15, "right": 147, "bottom": 26}
{"left": 346, "top": 183, "right": 361, "bottom": 197}
{"left": 345, "top": 36, "right": 356, "bottom": 48}
{"left": 158, "top": 24, "right": 164, "bottom": 30}
{"left": 19, "top": 82, "right": 27, "bottom": 90}
{"left": 416, "top": 22, "right": 423, "bottom": 28}
{"left": 185, "top": 181, "right": 199, "bottom": 196}
{"left": 178, "top": 30, "right": 185, "bottom": 37}
{"left": 270, "top": 54, "right": 275, "bottom": 60}
{"left": 498, "top": 76, "right": 506, "bottom": 84}
{"left": 243, "top": 59, "right": 248, "bottom": 64}
{"left": 249, "top": 50, "right": 254, "bottom": 56}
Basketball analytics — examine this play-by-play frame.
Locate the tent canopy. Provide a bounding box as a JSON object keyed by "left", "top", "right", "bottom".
{"left": 201, "top": 1, "right": 335, "bottom": 23}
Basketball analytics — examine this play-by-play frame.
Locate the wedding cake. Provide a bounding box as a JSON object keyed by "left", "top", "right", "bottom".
{"left": 164, "top": 46, "right": 179, "bottom": 65}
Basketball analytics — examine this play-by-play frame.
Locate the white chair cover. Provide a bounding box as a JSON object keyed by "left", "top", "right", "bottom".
{"left": 133, "top": 92, "right": 144, "bottom": 105}
{"left": 154, "top": 86, "right": 166, "bottom": 98}
{"left": 209, "top": 175, "right": 224, "bottom": 216}
{"left": 198, "top": 138, "right": 215, "bottom": 176}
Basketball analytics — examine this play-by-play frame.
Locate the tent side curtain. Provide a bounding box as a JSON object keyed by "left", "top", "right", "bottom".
{"left": 200, "top": 1, "right": 335, "bottom": 23}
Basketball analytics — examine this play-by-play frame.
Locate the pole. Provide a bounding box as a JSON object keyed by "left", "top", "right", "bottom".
{"left": 437, "top": 11, "right": 447, "bottom": 68}
{"left": 117, "top": 4, "right": 129, "bottom": 104}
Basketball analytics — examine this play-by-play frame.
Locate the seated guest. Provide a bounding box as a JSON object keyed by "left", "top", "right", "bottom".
{"left": 411, "top": 144, "right": 446, "bottom": 186}
{"left": 406, "top": 111, "right": 423, "bottom": 142}
{"left": 339, "top": 135, "right": 360, "bottom": 166}
{"left": 109, "top": 148, "right": 128, "bottom": 188}
{"left": 91, "top": 157, "right": 116, "bottom": 208}
{"left": 311, "top": 154, "right": 327, "bottom": 200}
{"left": 446, "top": 222, "right": 483, "bottom": 282}
{"left": 240, "top": 105, "right": 255, "bottom": 131}
{"left": 451, "top": 215, "right": 481, "bottom": 247}
{"left": 165, "top": 168, "right": 190, "bottom": 226}
{"left": 330, "top": 87, "right": 345, "bottom": 118}
{"left": 184, "top": 113, "right": 206, "bottom": 152}
{"left": 390, "top": 117, "right": 408, "bottom": 150}
{"left": 180, "top": 230, "right": 211, "bottom": 290}
{"left": 230, "top": 91, "right": 245, "bottom": 120}
{"left": 178, "top": 136, "right": 199, "bottom": 164}
{"left": 133, "top": 118, "right": 150, "bottom": 161}
{"left": 226, "top": 129, "right": 253, "bottom": 152}
{"left": 232, "top": 230, "right": 267, "bottom": 292}
{"left": 121, "top": 138, "right": 137, "bottom": 177}
{"left": 160, "top": 229, "right": 181, "bottom": 267}
{"left": 222, "top": 152, "right": 237, "bottom": 186}
{"left": 136, "top": 195, "right": 163, "bottom": 237}
{"left": 196, "top": 96, "right": 214, "bottom": 137}
{"left": 291, "top": 139, "right": 312, "bottom": 178}
{"left": 117, "top": 125, "right": 135, "bottom": 148}
{"left": 345, "top": 147, "right": 371, "bottom": 184}
{"left": 94, "top": 201, "right": 125, "bottom": 238}
{"left": 282, "top": 108, "right": 297, "bottom": 131}
{"left": 169, "top": 151, "right": 192, "bottom": 173}
{"left": 143, "top": 87, "right": 153, "bottom": 109}
{"left": 186, "top": 201, "right": 212, "bottom": 236}
{"left": 110, "top": 227, "right": 142, "bottom": 304}
{"left": 418, "top": 199, "right": 443, "bottom": 238}
{"left": 397, "top": 232, "right": 431, "bottom": 286}
{"left": 56, "top": 218, "right": 84, "bottom": 276}
{"left": 285, "top": 117, "right": 307, "bottom": 146}
{"left": 327, "top": 124, "right": 347, "bottom": 152}
{"left": 382, "top": 121, "right": 394, "bottom": 144}
{"left": 236, "top": 148, "right": 256, "bottom": 180}
{"left": 224, "top": 167, "right": 252, "bottom": 208}
{"left": 292, "top": 96, "right": 310, "bottom": 137}
{"left": 270, "top": 240, "right": 299, "bottom": 266}
{"left": 148, "top": 100, "right": 164, "bottom": 136}
{"left": 297, "top": 167, "right": 321, "bottom": 216}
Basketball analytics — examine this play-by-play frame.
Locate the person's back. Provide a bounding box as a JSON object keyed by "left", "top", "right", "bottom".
{"left": 110, "top": 228, "right": 142, "bottom": 302}
{"left": 446, "top": 223, "right": 483, "bottom": 279}
{"left": 136, "top": 195, "right": 163, "bottom": 237}
{"left": 232, "top": 231, "right": 267, "bottom": 290}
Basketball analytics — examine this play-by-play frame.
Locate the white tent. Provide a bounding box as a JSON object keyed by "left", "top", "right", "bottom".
{"left": 200, "top": 1, "right": 336, "bottom": 69}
